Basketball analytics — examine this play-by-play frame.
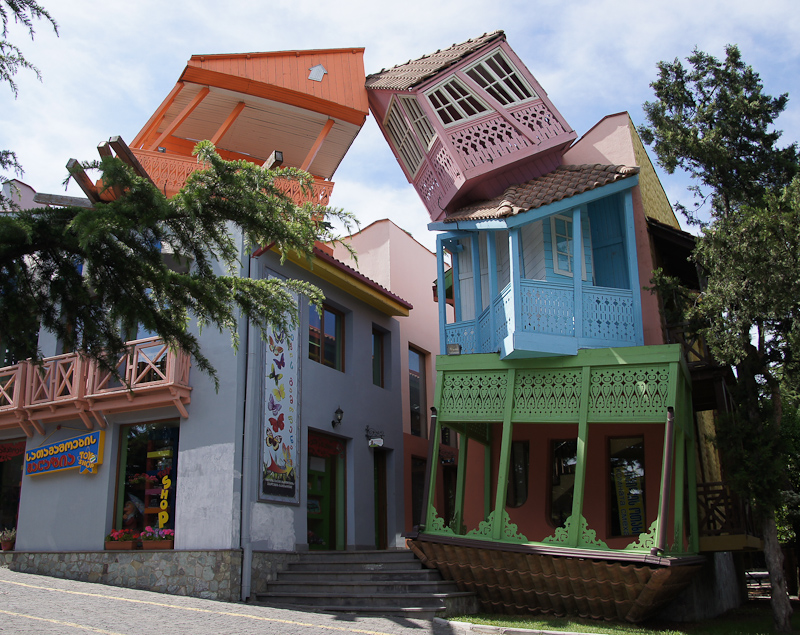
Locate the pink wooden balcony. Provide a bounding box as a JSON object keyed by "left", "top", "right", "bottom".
{"left": 131, "top": 148, "right": 335, "bottom": 204}
{"left": 0, "top": 337, "right": 191, "bottom": 437}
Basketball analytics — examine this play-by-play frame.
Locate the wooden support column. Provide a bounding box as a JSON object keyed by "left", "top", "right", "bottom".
{"left": 653, "top": 361, "right": 680, "bottom": 555}
{"left": 509, "top": 228, "right": 522, "bottom": 341}
{"left": 109, "top": 136, "right": 153, "bottom": 183}
{"left": 487, "top": 232, "right": 498, "bottom": 352}
{"left": 685, "top": 386, "right": 700, "bottom": 553}
{"left": 572, "top": 207, "right": 583, "bottom": 340}
{"left": 437, "top": 235, "right": 447, "bottom": 355}
{"left": 210, "top": 101, "right": 246, "bottom": 145}
{"left": 568, "top": 365, "right": 592, "bottom": 547}
{"left": 301, "top": 118, "right": 335, "bottom": 171}
{"left": 147, "top": 86, "right": 210, "bottom": 152}
{"left": 492, "top": 368, "right": 516, "bottom": 540}
{"left": 66, "top": 159, "right": 100, "bottom": 204}
{"left": 452, "top": 240, "right": 462, "bottom": 324}
{"left": 471, "top": 233, "right": 482, "bottom": 350}
{"left": 423, "top": 374, "right": 445, "bottom": 530}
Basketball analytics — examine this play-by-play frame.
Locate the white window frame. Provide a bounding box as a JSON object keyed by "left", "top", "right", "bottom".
{"left": 424, "top": 77, "right": 490, "bottom": 128}
{"left": 550, "top": 214, "right": 588, "bottom": 280}
{"left": 384, "top": 97, "right": 424, "bottom": 176}
{"left": 399, "top": 95, "right": 437, "bottom": 150}
{"left": 464, "top": 48, "right": 538, "bottom": 107}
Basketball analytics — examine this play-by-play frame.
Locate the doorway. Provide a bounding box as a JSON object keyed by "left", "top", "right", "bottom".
{"left": 307, "top": 430, "right": 346, "bottom": 550}
{"left": 374, "top": 449, "right": 388, "bottom": 549}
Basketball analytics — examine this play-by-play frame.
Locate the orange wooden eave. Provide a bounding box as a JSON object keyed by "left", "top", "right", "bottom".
{"left": 179, "top": 66, "right": 368, "bottom": 127}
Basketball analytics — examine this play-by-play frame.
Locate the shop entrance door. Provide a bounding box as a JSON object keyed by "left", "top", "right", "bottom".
{"left": 307, "top": 431, "right": 345, "bottom": 550}
{"left": 0, "top": 439, "right": 25, "bottom": 531}
{"left": 373, "top": 449, "right": 387, "bottom": 549}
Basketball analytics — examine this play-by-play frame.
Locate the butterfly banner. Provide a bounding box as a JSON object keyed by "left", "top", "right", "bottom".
{"left": 260, "top": 269, "right": 301, "bottom": 504}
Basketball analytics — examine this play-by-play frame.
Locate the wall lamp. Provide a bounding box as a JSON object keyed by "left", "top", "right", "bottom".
{"left": 331, "top": 407, "right": 343, "bottom": 429}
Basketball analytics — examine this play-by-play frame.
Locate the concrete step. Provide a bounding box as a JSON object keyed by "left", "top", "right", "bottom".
{"left": 255, "top": 590, "right": 475, "bottom": 610}
{"left": 278, "top": 568, "right": 442, "bottom": 582}
{"left": 253, "top": 548, "right": 479, "bottom": 618}
{"left": 265, "top": 579, "right": 460, "bottom": 595}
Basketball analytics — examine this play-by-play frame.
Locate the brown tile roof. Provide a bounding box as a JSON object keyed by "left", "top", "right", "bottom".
{"left": 444, "top": 164, "right": 639, "bottom": 223}
{"left": 365, "top": 31, "right": 505, "bottom": 91}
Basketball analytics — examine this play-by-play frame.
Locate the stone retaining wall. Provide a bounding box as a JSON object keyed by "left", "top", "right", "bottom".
{"left": 249, "top": 550, "right": 301, "bottom": 595}
{"left": 0, "top": 549, "right": 242, "bottom": 602}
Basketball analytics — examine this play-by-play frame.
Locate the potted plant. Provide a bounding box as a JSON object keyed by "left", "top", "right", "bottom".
{"left": 0, "top": 527, "right": 16, "bottom": 551}
{"left": 139, "top": 526, "right": 174, "bottom": 550}
{"left": 104, "top": 529, "right": 139, "bottom": 550}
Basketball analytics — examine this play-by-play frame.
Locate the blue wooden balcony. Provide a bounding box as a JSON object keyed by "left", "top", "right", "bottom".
{"left": 444, "top": 279, "right": 639, "bottom": 357}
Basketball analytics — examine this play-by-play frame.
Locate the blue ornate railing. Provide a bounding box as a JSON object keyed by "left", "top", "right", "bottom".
{"left": 445, "top": 280, "right": 637, "bottom": 355}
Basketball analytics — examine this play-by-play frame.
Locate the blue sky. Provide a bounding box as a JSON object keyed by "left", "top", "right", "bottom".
{"left": 2, "top": 0, "right": 798, "bottom": 250}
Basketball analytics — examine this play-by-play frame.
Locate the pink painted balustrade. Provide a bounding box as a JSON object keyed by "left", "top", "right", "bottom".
{"left": 0, "top": 337, "right": 191, "bottom": 437}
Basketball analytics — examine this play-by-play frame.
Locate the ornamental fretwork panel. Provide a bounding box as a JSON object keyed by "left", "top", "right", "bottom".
{"left": 588, "top": 366, "right": 671, "bottom": 418}
{"left": 513, "top": 370, "right": 582, "bottom": 419}
{"left": 440, "top": 371, "right": 508, "bottom": 420}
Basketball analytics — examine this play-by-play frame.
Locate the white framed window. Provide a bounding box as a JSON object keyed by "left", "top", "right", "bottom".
{"left": 400, "top": 96, "right": 436, "bottom": 149}
{"left": 551, "top": 215, "right": 588, "bottom": 279}
{"left": 465, "top": 49, "right": 537, "bottom": 107}
{"left": 384, "top": 98, "right": 424, "bottom": 176}
{"left": 425, "top": 78, "right": 489, "bottom": 127}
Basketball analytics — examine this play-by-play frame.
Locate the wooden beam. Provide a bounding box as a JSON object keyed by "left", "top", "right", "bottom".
{"left": 32, "top": 193, "right": 93, "bottom": 208}
{"left": 108, "top": 136, "right": 154, "bottom": 183}
{"left": 97, "top": 142, "right": 124, "bottom": 200}
{"left": 131, "top": 81, "right": 185, "bottom": 149}
{"left": 66, "top": 159, "right": 101, "bottom": 204}
{"left": 301, "top": 118, "right": 335, "bottom": 171}
{"left": 210, "top": 101, "right": 246, "bottom": 145}
{"left": 180, "top": 66, "right": 368, "bottom": 126}
{"left": 148, "top": 86, "right": 210, "bottom": 152}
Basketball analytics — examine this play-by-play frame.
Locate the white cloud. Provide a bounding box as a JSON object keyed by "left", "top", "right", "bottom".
{"left": 2, "top": 0, "right": 797, "bottom": 236}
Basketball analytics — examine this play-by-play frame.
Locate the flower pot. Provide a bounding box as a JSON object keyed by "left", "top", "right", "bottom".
{"left": 141, "top": 540, "right": 173, "bottom": 550}
{"left": 104, "top": 540, "right": 137, "bottom": 550}
{"left": 1, "top": 540, "right": 14, "bottom": 551}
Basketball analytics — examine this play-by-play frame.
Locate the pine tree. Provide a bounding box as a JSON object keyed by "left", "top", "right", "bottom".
{"left": 0, "top": 141, "right": 357, "bottom": 387}
{"left": 640, "top": 45, "right": 800, "bottom": 632}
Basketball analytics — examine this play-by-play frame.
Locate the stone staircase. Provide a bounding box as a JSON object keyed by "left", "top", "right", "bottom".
{"left": 252, "top": 549, "right": 478, "bottom": 618}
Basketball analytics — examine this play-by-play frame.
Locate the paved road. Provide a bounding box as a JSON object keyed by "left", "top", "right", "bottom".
{"left": 0, "top": 567, "right": 462, "bottom": 635}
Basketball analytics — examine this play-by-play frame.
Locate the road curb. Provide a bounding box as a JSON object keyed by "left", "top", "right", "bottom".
{"left": 432, "top": 617, "right": 603, "bottom": 635}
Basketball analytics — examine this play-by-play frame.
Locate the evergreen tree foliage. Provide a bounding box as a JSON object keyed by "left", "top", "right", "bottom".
{"left": 641, "top": 46, "right": 799, "bottom": 632}
{"left": 639, "top": 44, "right": 798, "bottom": 222}
{"left": 0, "top": 141, "right": 357, "bottom": 387}
{"left": 0, "top": 0, "right": 58, "bottom": 207}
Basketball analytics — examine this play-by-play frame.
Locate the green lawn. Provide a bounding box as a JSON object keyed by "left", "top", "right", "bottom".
{"left": 449, "top": 601, "right": 800, "bottom": 634}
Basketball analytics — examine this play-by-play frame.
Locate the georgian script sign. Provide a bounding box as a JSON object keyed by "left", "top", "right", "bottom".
{"left": 24, "top": 431, "right": 105, "bottom": 476}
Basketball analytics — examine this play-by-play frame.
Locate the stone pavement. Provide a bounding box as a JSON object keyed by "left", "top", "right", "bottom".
{"left": 0, "top": 566, "right": 591, "bottom": 635}
{"left": 0, "top": 566, "right": 460, "bottom": 635}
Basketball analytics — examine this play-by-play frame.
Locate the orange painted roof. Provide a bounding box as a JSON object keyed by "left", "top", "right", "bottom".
{"left": 187, "top": 48, "right": 369, "bottom": 117}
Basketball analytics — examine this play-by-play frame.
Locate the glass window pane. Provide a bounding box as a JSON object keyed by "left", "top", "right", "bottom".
{"left": 409, "top": 347, "right": 426, "bottom": 438}
{"left": 372, "top": 329, "right": 384, "bottom": 387}
{"left": 551, "top": 439, "right": 577, "bottom": 527}
{"left": 609, "top": 437, "right": 646, "bottom": 536}
{"left": 506, "top": 440, "right": 529, "bottom": 508}
{"left": 116, "top": 421, "right": 179, "bottom": 535}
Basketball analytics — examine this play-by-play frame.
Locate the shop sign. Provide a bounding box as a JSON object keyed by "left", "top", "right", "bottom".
{"left": 260, "top": 268, "right": 301, "bottom": 505}
{"left": 24, "top": 431, "right": 105, "bottom": 476}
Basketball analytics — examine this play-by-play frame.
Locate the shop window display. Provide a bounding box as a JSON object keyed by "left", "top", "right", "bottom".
{"left": 115, "top": 421, "right": 179, "bottom": 534}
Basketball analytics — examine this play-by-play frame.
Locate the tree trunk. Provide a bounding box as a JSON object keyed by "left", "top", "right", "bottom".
{"left": 763, "top": 513, "right": 793, "bottom": 632}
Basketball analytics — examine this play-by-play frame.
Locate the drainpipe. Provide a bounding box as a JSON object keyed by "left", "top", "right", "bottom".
{"left": 239, "top": 241, "right": 256, "bottom": 601}
{"left": 652, "top": 406, "right": 675, "bottom": 556}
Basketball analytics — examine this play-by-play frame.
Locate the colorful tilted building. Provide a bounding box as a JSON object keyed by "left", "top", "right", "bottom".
{"left": 366, "top": 31, "right": 755, "bottom": 622}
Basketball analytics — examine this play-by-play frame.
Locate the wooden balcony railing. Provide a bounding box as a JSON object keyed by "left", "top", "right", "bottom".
{"left": 131, "top": 148, "right": 334, "bottom": 205}
{"left": 696, "top": 481, "right": 761, "bottom": 551}
{"left": 0, "top": 337, "right": 191, "bottom": 437}
{"left": 666, "top": 322, "right": 714, "bottom": 368}
{"left": 444, "top": 280, "right": 638, "bottom": 355}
